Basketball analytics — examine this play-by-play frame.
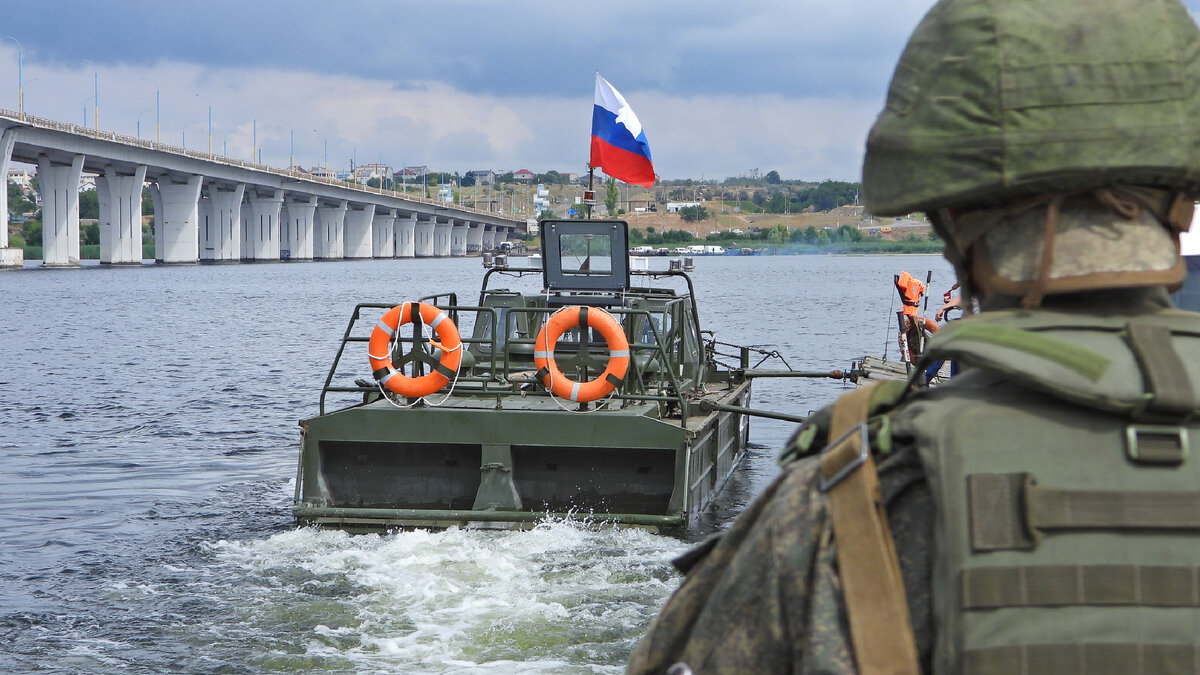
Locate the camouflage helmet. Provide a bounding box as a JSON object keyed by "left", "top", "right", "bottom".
{"left": 862, "top": 0, "right": 1200, "bottom": 217}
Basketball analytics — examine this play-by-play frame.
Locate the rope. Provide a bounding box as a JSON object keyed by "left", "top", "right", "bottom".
{"left": 540, "top": 305, "right": 618, "bottom": 414}
{"left": 882, "top": 285, "right": 895, "bottom": 361}
{"left": 376, "top": 309, "right": 464, "bottom": 409}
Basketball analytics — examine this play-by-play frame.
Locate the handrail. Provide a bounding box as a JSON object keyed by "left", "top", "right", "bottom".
{"left": 318, "top": 298, "right": 698, "bottom": 417}
{"left": 0, "top": 108, "right": 517, "bottom": 222}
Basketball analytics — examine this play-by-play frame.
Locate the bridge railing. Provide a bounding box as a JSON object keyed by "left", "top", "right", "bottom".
{"left": 0, "top": 108, "right": 509, "bottom": 220}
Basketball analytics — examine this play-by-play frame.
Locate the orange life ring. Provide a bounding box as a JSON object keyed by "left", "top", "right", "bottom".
{"left": 368, "top": 301, "right": 462, "bottom": 398}
{"left": 534, "top": 306, "right": 630, "bottom": 402}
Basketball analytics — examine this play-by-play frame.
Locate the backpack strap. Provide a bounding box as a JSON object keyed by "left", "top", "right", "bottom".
{"left": 818, "top": 381, "right": 921, "bottom": 675}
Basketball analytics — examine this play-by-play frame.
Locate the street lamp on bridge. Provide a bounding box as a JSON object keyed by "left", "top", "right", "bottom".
{"left": 139, "top": 77, "right": 160, "bottom": 145}
{"left": 194, "top": 93, "right": 212, "bottom": 158}
{"left": 4, "top": 36, "right": 22, "bottom": 119}
{"left": 182, "top": 120, "right": 202, "bottom": 150}
{"left": 81, "top": 58, "right": 98, "bottom": 130}
{"left": 136, "top": 109, "right": 153, "bottom": 140}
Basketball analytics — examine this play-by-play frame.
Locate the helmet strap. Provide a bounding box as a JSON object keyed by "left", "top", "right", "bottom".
{"left": 1020, "top": 195, "right": 1065, "bottom": 309}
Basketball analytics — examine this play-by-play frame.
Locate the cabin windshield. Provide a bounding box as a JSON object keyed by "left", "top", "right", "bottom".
{"left": 540, "top": 220, "right": 629, "bottom": 294}
{"left": 559, "top": 233, "right": 613, "bottom": 276}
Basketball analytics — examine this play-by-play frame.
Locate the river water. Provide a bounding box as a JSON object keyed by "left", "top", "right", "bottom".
{"left": 0, "top": 252, "right": 951, "bottom": 673}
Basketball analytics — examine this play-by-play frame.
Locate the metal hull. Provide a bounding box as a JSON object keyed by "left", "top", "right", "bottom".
{"left": 294, "top": 381, "right": 752, "bottom": 532}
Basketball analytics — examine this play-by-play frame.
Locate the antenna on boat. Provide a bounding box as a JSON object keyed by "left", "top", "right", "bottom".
{"left": 923, "top": 270, "right": 933, "bottom": 316}
{"left": 584, "top": 165, "right": 595, "bottom": 220}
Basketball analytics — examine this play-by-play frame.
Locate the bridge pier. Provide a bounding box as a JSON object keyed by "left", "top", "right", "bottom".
{"left": 481, "top": 224, "right": 497, "bottom": 251}
{"left": 0, "top": 129, "right": 22, "bottom": 268}
{"left": 199, "top": 183, "right": 245, "bottom": 262}
{"left": 467, "top": 222, "right": 483, "bottom": 253}
{"left": 97, "top": 164, "right": 148, "bottom": 264}
{"left": 343, "top": 204, "right": 376, "bottom": 258}
{"left": 314, "top": 200, "right": 347, "bottom": 259}
{"left": 372, "top": 208, "right": 397, "bottom": 258}
{"left": 242, "top": 189, "right": 284, "bottom": 261}
{"left": 451, "top": 219, "right": 468, "bottom": 256}
{"left": 150, "top": 175, "right": 203, "bottom": 263}
{"left": 282, "top": 194, "right": 316, "bottom": 260}
{"left": 38, "top": 154, "right": 85, "bottom": 266}
{"left": 395, "top": 213, "right": 416, "bottom": 257}
{"left": 495, "top": 227, "right": 511, "bottom": 248}
{"left": 434, "top": 217, "right": 453, "bottom": 257}
{"left": 414, "top": 215, "right": 435, "bottom": 257}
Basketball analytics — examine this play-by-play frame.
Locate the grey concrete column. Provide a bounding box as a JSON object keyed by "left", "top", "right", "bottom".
{"left": 97, "top": 164, "right": 147, "bottom": 264}
{"left": 200, "top": 183, "right": 245, "bottom": 262}
{"left": 481, "top": 224, "right": 497, "bottom": 251}
{"left": 395, "top": 212, "right": 416, "bottom": 257}
{"left": 372, "top": 208, "right": 397, "bottom": 258}
{"left": 494, "top": 227, "right": 510, "bottom": 247}
{"left": 38, "top": 154, "right": 85, "bottom": 266}
{"left": 343, "top": 203, "right": 376, "bottom": 259}
{"left": 450, "top": 219, "right": 469, "bottom": 256}
{"left": 0, "top": 128, "right": 22, "bottom": 268}
{"left": 282, "top": 194, "right": 317, "bottom": 260}
{"left": 433, "top": 217, "right": 453, "bottom": 257}
{"left": 244, "top": 189, "right": 284, "bottom": 261}
{"left": 414, "top": 214, "right": 435, "bottom": 257}
{"left": 150, "top": 174, "right": 203, "bottom": 263}
{"left": 314, "top": 200, "right": 348, "bottom": 259}
{"left": 466, "top": 222, "right": 483, "bottom": 253}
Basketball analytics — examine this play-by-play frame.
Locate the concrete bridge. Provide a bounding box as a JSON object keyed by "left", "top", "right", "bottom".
{"left": 0, "top": 110, "right": 524, "bottom": 268}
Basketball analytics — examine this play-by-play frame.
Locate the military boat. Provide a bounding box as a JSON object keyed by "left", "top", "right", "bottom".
{"left": 293, "top": 220, "right": 814, "bottom": 532}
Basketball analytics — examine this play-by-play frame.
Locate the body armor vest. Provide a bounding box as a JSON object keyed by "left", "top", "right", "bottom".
{"left": 898, "top": 307, "right": 1200, "bottom": 674}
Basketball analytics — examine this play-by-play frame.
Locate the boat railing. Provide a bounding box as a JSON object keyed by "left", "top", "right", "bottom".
{"left": 317, "top": 300, "right": 703, "bottom": 418}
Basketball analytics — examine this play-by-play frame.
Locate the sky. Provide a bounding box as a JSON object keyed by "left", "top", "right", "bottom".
{"left": 1, "top": 0, "right": 1198, "bottom": 183}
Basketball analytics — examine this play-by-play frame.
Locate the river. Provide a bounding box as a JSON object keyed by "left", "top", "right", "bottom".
{"left": 0, "top": 252, "right": 952, "bottom": 673}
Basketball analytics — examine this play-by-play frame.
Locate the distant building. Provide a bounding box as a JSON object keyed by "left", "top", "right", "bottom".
{"left": 6, "top": 167, "right": 33, "bottom": 189}
{"left": 666, "top": 201, "right": 702, "bottom": 213}
{"left": 513, "top": 169, "right": 536, "bottom": 183}
{"left": 469, "top": 170, "right": 496, "bottom": 186}
{"left": 394, "top": 166, "right": 428, "bottom": 182}
{"left": 533, "top": 183, "right": 550, "bottom": 212}
{"left": 353, "top": 163, "right": 391, "bottom": 185}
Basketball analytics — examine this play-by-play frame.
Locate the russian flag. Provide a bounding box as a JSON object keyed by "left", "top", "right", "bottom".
{"left": 590, "top": 73, "right": 655, "bottom": 188}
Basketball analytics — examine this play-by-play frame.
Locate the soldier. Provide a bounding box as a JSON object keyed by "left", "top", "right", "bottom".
{"left": 627, "top": 0, "right": 1200, "bottom": 673}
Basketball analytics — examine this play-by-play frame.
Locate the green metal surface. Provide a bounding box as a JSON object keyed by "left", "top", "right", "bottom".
{"left": 294, "top": 220, "right": 757, "bottom": 531}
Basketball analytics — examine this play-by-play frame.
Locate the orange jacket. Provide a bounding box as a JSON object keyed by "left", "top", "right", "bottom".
{"left": 895, "top": 271, "right": 925, "bottom": 317}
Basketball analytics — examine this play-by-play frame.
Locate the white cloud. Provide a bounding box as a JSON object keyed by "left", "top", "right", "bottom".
{"left": 0, "top": 48, "right": 877, "bottom": 181}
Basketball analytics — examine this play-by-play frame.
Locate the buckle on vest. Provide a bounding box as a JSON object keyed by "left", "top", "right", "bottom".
{"left": 1125, "top": 423, "right": 1189, "bottom": 465}
{"left": 818, "top": 422, "right": 871, "bottom": 492}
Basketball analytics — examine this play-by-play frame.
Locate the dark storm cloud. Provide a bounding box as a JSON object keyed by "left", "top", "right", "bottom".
{"left": 2, "top": 0, "right": 925, "bottom": 99}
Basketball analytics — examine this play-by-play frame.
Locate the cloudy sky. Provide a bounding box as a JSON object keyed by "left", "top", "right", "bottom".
{"left": 1, "top": 1, "right": 1198, "bottom": 183}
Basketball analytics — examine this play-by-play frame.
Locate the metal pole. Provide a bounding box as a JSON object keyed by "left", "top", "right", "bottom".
{"left": 82, "top": 59, "right": 98, "bottom": 130}
{"left": 289, "top": 129, "right": 294, "bottom": 169}
{"left": 207, "top": 105, "right": 212, "bottom": 157}
{"left": 4, "top": 38, "right": 22, "bottom": 118}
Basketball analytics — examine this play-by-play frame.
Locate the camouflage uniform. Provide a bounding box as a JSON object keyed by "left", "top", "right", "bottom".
{"left": 626, "top": 438, "right": 933, "bottom": 675}
{"left": 627, "top": 288, "right": 1179, "bottom": 675}
{"left": 629, "top": 0, "right": 1200, "bottom": 670}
